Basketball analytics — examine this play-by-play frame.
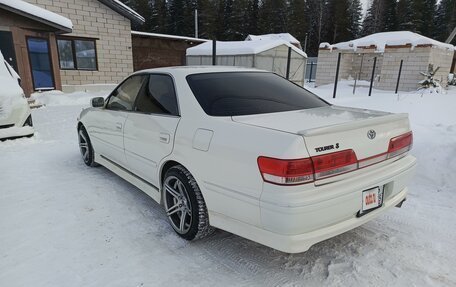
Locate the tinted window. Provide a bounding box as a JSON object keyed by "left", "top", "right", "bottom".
{"left": 186, "top": 72, "right": 328, "bottom": 116}
{"left": 107, "top": 75, "right": 146, "bottom": 111}
{"left": 134, "top": 74, "right": 179, "bottom": 115}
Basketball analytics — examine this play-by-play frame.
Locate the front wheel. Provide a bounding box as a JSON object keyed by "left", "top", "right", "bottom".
{"left": 163, "top": 165, "right": 214, "bottom": 240}
{"left": 78, "top": 125, "right": 97, "bottom": 167}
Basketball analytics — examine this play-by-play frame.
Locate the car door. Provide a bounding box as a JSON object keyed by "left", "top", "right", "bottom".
{"left": 88, "top": 75, "right": 147, "bottom": 166}
{"left": 123, "top": 74, "right": 181, "bottom": 188}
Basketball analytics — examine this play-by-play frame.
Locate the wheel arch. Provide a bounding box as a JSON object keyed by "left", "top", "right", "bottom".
{"left": 159, "top": 159, "right": 199, "bottom": 204}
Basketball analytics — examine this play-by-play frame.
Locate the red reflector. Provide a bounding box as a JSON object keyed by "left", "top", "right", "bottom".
{"left": 257, "top": 157, "right": 314, "bottom": 185}
{"left": 388, "top": 131, "right": 413, "bottom": 158}
{"left": 312, "top": 149, "right": 358, "bottom": 179}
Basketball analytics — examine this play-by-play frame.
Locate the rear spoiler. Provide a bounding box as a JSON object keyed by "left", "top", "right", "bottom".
{"left": 298, "top": 113, "right": 409, "bottom": 136}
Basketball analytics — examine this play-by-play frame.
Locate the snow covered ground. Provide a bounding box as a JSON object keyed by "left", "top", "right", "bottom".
{"left": 1, "top": 84, "right": 455, "bottom": 286}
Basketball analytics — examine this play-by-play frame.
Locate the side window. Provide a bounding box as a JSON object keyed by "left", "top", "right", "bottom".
{"left": 134, "top": 74, "right": 179, "bottom": 116}
{"left": 106, "top": 75, "right": 146, "bottom": 111}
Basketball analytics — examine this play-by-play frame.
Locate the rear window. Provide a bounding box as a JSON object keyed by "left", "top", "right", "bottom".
{"left": 186, "top": 72, "right": 328, "bottom": 116}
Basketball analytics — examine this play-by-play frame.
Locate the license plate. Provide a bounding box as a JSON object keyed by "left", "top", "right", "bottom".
{"left": 360, "top": 186, "right": 384, "bottom": 214}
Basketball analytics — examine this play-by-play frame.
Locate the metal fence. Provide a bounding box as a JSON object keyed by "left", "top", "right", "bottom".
{"left": 305, "top": 57, "right": 318, "bottom": 82}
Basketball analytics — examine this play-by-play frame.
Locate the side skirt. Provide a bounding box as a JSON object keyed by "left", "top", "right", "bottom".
{"left": 96, "top": 153, "right": 162, "bottom": 204}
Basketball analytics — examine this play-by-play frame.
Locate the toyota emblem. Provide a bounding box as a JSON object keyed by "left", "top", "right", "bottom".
{"left": 367, "top": 130, "right": 376, "bottom": 139}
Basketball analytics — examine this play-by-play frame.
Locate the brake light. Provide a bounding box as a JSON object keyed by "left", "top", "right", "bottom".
{"left": 312, "top": 149, "right": 358, "bottom": 180}
{"left": 257, "top": 157, "right": 314, "bottom": 185}
{"left": 258, "top": 132, "right": 413, "bottom": 185}
{"left": 387, "top": 131, "right": 413, "bottom": 158}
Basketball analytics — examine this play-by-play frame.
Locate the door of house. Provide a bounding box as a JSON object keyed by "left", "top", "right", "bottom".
{"left": 26, "top": 37, "right": 55, "bottom": 90}
{"left": 0, "top": 31, "right": 18, "bottom": 72}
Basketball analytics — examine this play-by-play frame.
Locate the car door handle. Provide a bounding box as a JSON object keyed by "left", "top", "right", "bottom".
{"left": 159, "top": 132, "right": 170, "bottom": 143}
{"left": 116, "top": 122, "right": 122, "bottom": 130}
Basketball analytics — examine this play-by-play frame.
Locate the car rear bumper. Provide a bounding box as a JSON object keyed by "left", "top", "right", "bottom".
{"left": 256, "top": 154, "right": 416, "bottom": 253}
{"left": 0, "top": 125, "right": 34, "bottom": 140}
{"left": 210, "top": 155, "right": 416, "bottom": 253}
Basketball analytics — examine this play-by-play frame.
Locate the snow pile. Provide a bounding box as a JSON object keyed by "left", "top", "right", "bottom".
{"left": 187, "top": 39, "right": 307, "bottom": 57}
{"left": 0, "top": 0, "right": 73, "bottom": 31}
{"left": 32, "top": 90, "right": 109, "bottom": 107}
{"left": 246, "top": 33, "right": 301, "bottom": 46}
{"left": 320, "top": 31, "right": 455, "bottom": 52}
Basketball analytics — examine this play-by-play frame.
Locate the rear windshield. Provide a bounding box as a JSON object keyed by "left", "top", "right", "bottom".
{"left": 186, "top": 72, "right": 328, "bottom": 116}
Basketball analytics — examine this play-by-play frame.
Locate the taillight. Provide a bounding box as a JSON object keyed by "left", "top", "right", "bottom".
{"left": 387, "top": 131, "right": 413, "bottom": 158}
{"left": 312, "top": 149, "right": 358, "bottom": 180}
{"left": 257, "top": 157, "right": 314, "bottom": 185}
{"left": 258, "top": 131, "right": 413, "bottom": 185}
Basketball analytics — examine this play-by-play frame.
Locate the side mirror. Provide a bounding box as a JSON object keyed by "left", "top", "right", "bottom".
{"left": 91, "top": 97, "right": 104, "bottom": 108}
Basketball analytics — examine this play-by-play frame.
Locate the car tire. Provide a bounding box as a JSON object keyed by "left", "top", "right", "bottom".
{"left": 163, "top": 165, "right": 214, "bottom": 240}
{"left": 23, "top": 115, "right": 33, "bottom": 127}
{"left": 78, "top": 125, "right": 98, "bottom": 167}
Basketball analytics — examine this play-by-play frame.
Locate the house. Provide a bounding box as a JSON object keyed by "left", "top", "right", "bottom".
{"left": 131, "top": 31, "right": 208, "bottom": 71}
{"left": 315, "top": 31, "right": 456, "bottom": 91}
{"left": 0, "top": 0, "right": 144, "bottom": 96}
{"left": 186, "top": 40, "right": 307, "bottom": 86}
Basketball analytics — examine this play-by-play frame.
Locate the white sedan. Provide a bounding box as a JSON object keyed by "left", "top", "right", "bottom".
{"left": 77, "top": 66, "right": 416, "bottom": 253}
{"left": 0, "top": 51, "right": 34, "bottom": 140}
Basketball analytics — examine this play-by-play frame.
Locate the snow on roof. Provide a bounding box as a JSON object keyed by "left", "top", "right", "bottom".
{"left": 98, "top": 0, "right": 145, "bottom": 24}
{"left": 246, "top": 33, "right": 301, "bottom": 45}
{"left": 187, "top": 39, "right": 307, "bottom": 57}
{"left": 0, "top": 0, "right": 72, "bottom": 32}
{"left": 320, "top": 31, "right": 455, "bottom": 52}
{"left": 131, "top": 31, "right": 209, "bottom": 42}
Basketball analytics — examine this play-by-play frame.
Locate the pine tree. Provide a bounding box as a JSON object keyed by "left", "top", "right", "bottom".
{"left": 411, "top": 0, "right": 426, "bottom": 33}
{"left": 383, "top": 0, "right": 397, "bottom": 31}
{"left": 326, "top": 0, "right": 351, "bottom": 43}
{"left": 434, "top": 0, "right": 455, "bottom": 43}
{"left": 305, "top": 0, "right": 326, "bottom": 56}
{"left": 258, "top": 0, "right": 288, "bottom": 33}
{"left": 150, "top": 0, "right": 168, "bottom": 33}
{"left": 396, "top": 0, "right": 414, "bottom": 31}
{"left": 348, "top": 0, "right": 363, "bottom": 38}
{"left": 287, "top": 0, "right": 307, "bottom": 45}
{"left": 247, "top": 0, "right": 260, "bottom": 35}
{"left": 361, "top": 0, "right": 385, "bottom": 36}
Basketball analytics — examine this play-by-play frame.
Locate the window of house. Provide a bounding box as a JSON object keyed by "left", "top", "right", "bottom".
{"left": 57, "top": 38, "right": 97, "bottom": 70}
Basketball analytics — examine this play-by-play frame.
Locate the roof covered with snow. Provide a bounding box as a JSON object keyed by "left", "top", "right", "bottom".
{"left": 320, "top": 31, "right": 455, "bottom": 52}
{"left": 132, "top": 31, "right": 208, "bottom": 42}
{"left": 0, "top": 0, "right": 73, "bottom": 33}
{"left": 246, "top": 33, "right": 301, "bottom": 46}
{"left": 98, "top": 0, "right": 144, "bottom": 24}
{"left": 187, "top": 39, "right": 307, "bottom": 57}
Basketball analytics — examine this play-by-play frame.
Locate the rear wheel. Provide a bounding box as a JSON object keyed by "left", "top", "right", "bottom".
{"left": 163, "top": 165, "right": 214, "bottom": 240}
{"left": 78, "top": 126, "right": 97, "bottom": 167}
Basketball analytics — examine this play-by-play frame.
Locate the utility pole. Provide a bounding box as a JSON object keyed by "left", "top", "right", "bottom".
{"left": 303, "top": 33, "right": 308, "bottom": 53}
{"left": 445, "top": 26, "right": 456, "bottom": 44}
{"left": 194, "top": 9, "right": 198, "bottom": 38}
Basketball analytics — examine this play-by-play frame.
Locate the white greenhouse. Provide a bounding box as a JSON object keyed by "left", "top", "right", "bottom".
{"left": 186, "top": 40, "right": 307, "bottom": 86}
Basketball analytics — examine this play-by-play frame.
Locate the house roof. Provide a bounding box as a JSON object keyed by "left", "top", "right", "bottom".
{"left": 246, "top": 33, "right": 301, "bottom": 46}
{"left": 0, "top": 0, "right": 73, "bottom": 33}
{"left": 320, "top": 31, "right": 455, "bottom": 52}
{"left": 97, "top": 0, "right": 144, "bottom": 24}
{"left": 187, "top": 39, "right": 307, "bottom": 57}
{"left": 132, "top": 31, "right": 208, "bottom": 42}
